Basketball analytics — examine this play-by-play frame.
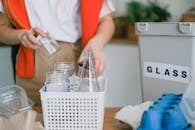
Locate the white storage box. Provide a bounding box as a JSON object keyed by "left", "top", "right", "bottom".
{"left": 40, "top": 78, "right": 106, "bottom": 130}
{"left": 136, "top": 22, "right": 195, "bottom": 101}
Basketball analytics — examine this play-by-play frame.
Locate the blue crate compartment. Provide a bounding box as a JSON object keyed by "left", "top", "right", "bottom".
{"left": 137, "top": 93, "right": 192, "bottom": 130}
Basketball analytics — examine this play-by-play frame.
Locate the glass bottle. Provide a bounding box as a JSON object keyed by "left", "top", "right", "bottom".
{"left": 78, "top": 51, "right": 100, "bottom": 92}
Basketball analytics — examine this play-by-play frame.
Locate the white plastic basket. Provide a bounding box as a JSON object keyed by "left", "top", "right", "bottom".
{"left": 40, "top": 78, "right": 106, "bottom": 130}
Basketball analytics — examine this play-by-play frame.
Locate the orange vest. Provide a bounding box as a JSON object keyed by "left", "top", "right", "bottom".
{"left": 2, "top": 0, "right": 103, "bottom": 78}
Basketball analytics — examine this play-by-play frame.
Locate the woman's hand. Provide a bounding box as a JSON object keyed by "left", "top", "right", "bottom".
{"left": 78, "top": 41, "right": 106, "bottom": 76}
{"left": 78, "top": 14, "right": 114, "bottom": 76}
{"left": 18, "top": 27, "right": 46, "bottom": 49}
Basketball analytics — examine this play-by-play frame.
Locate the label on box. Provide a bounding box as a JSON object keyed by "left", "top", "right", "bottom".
{"left": 143, "top": 61, "right": 190, "bottom": 83}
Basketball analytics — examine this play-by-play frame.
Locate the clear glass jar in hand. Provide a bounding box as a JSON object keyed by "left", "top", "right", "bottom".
{"left": 78, "top": 51, "right": 100, "bottom": 92}
{"left": 36, "top": 33, "right": 60, "bottom": 57}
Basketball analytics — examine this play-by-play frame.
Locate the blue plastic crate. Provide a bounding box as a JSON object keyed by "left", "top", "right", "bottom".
{"left": 137, "top": 93, "right": 192, "bottom": 130}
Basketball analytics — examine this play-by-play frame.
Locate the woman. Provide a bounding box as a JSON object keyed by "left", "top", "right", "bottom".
{"left": 0, "top": 0, "right": 115, "bottom": 106}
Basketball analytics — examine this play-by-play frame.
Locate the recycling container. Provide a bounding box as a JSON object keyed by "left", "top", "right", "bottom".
{"left": 136, "top": 22, "right": 195, "bottom": 101}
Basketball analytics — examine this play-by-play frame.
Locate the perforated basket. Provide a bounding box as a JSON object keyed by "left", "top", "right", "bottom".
{"left": 40, "top": 78, "right": 106, "bottom": 130}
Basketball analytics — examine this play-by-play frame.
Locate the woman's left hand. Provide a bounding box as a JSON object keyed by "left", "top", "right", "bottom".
{"left": 78, "top": 41, "right": 106, "bottom": 76}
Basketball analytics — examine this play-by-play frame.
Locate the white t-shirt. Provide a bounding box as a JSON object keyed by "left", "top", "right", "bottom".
{"left": 0, "top": 0, "right": 115, "bottom": 43}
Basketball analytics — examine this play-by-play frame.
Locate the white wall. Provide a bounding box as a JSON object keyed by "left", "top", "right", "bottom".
{"left": 104, "top": 43, "right": 142, "bottom": 107}
{"left": 112, "top": 0, "right": 195, "bottom": 21}
{"left": 0, "top": 47, "right": 14, "bottom": 87}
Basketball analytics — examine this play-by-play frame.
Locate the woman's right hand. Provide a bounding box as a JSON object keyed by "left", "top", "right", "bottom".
{"left": 18, "top": 27, "right": 46, "bottom": 49}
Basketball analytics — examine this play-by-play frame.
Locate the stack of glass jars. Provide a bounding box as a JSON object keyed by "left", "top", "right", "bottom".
{"left": 0, "top": 85, "right": 34, "bottom": 118}
{"left": 44, "top": 50, "right": 100, "bottom": 92}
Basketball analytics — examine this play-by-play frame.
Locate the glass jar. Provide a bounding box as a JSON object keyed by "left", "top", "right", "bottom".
{"left": 54, "top": 62, "right": 75, "bottom": 92}
{"left": 44, "top": 71, "right": 67, "bottom": 92}
{"left": 54, "top": 62, "right": 75, "bottom": 77}
{"left": 36, "top": 33, "right": 60, "bottom": 57}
